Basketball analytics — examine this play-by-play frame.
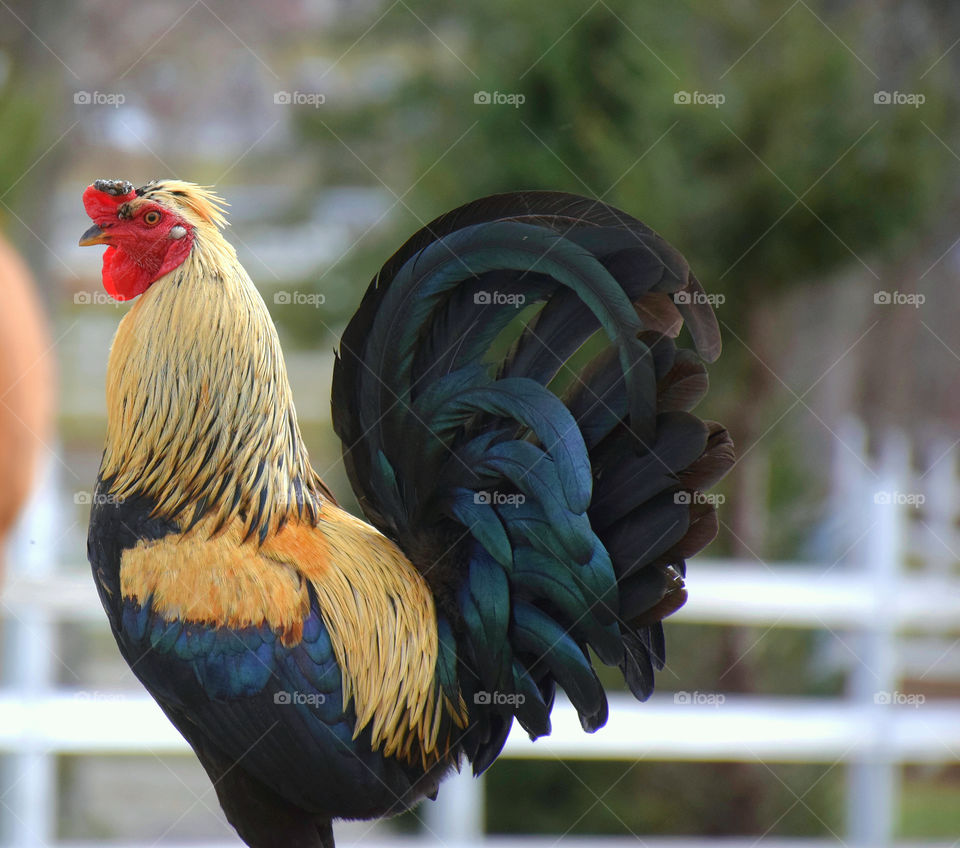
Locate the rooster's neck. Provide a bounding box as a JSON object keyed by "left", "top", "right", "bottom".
{"left": 99, "top": 249, "right": 331, "bottom": 544}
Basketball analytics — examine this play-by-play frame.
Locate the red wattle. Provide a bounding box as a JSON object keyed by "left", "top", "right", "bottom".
{"left": 102, "top": 246, "right": 154, "bottom": 302}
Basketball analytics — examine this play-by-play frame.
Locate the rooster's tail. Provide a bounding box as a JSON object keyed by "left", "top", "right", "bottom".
{"left": 332, "top": 192, "right": 734, "bottom": 773}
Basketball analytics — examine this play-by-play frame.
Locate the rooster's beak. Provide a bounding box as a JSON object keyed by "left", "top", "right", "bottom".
{"left": 79, "top": 224, "right": 110, "bottom": 247}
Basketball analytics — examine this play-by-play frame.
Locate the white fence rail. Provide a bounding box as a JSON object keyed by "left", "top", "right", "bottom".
{"left": 2, "top": 421, "right": 959, "bottom": 846}
{"left": 3, "top": 690, "right": 960, "bottom": 763}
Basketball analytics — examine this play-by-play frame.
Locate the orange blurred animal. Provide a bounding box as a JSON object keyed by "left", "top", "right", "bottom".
{"left": 0, "top": 232, "right": 53, "bottom": 570}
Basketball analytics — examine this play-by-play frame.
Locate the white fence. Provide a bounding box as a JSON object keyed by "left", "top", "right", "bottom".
{"left": 2, "top": 420, "right": 959, "bottom": 846}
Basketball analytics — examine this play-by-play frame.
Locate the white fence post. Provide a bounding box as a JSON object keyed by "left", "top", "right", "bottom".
{"left": 1, "top": 458, "right": 59, "bottom": 848}
{"left": 422, "top": 766, "right": 484, "bottom": 844}
{"left": 846, "top": 431, "right": 907, "bottom": 847}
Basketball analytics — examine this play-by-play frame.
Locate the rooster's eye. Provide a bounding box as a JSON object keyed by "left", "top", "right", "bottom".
{"left": 143, "top": 210, "right": 161, "bottom": 226}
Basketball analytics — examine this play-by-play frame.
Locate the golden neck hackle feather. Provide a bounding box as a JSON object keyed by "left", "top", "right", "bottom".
{"left": 99, "top": 182, "right": 330, "bottom": 542}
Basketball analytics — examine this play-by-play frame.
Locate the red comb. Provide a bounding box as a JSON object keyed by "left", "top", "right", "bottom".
{"left": 83, "top": 180, "right": 137, "bottom": 220}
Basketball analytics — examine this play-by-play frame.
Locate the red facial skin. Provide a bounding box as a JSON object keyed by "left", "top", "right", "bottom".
{"left": 82, "top": 185, "right": 195, "bottom": 301}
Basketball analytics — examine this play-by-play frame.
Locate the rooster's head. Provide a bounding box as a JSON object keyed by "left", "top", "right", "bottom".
{"left": 79, "top": 178, "right": 228, "bottom": 301}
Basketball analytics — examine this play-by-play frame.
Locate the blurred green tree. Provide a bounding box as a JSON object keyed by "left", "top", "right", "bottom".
{"left": 0, "top": 0, "right": 73, "bottom": 298}
{"left": 297, "top": 0, "right": 948, "bottom": 553}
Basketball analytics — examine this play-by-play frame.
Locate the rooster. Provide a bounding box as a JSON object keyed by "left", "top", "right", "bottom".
{"left": 81, "top": 178, "right": 733, "bottom": 848}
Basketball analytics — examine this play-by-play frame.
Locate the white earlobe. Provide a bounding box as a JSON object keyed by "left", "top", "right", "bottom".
{"left": 170, "top": 225, "right": 187, "bottom": 239}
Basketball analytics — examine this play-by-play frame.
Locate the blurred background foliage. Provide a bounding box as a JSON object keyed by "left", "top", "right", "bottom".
{"left": 1, "top": 0, "right": 959, "bottom": 841}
